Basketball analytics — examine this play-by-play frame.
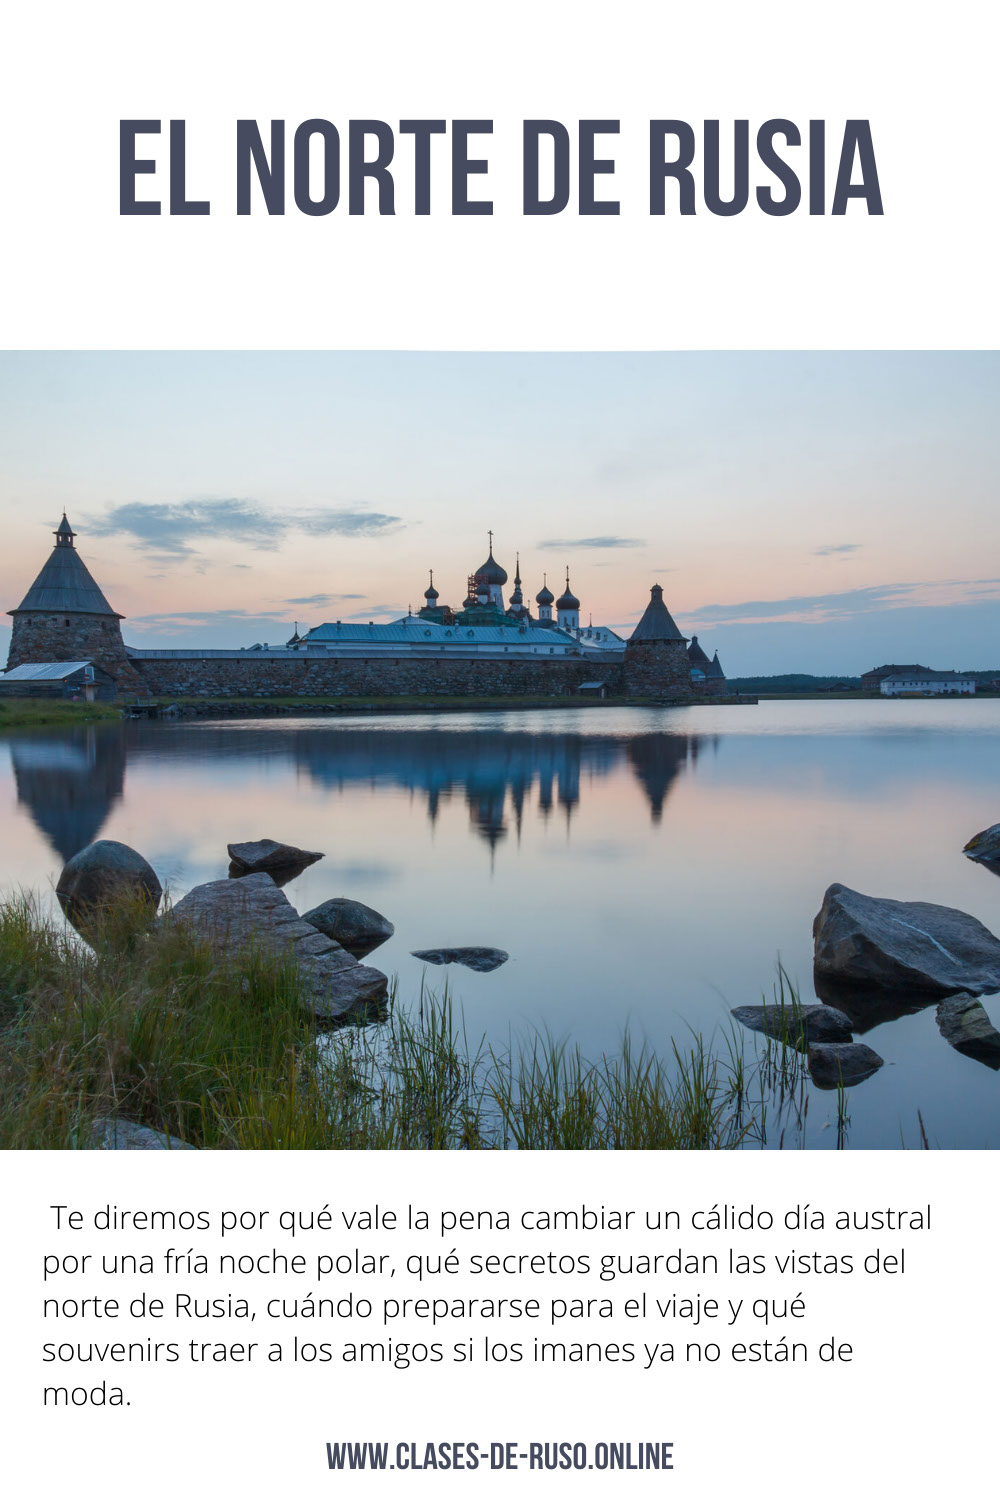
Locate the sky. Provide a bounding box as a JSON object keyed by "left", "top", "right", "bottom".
{"left": 0, "top": 351, "right": 997, "bottom": 677}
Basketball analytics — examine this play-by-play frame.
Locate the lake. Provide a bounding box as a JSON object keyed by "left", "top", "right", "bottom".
{"left": 3, "top": 699, "right": 999, "bottom": 1149}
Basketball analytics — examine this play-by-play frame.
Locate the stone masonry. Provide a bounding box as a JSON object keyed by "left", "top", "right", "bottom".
{"left": 130, "top": 653, "right": 624, "bottom": 699}
{"left": 622, "top": 638, "right": 692, "bottom": 700}
{"left": 7, "top": 612, "right": 139, "bottom": 684}
{"left": 623, "top": 584, "right": 694, "bottom": 701}
{"left": 7, "top": 524, "right": 705, "bottom": 703}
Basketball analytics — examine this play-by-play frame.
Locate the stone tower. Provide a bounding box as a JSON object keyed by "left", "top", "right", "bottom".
{"left": 6, "top": 515, "right": 134, "bottom": 683}
{"left": 624, "top": 583, "right": 692, "bottom": 700}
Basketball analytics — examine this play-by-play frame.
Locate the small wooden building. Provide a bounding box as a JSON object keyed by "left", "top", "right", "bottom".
{"left": 0, "top": 660, "right": 117, "bottom": 701}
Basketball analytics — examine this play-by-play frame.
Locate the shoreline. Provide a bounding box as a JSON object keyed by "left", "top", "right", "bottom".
{"left": 0, "top": 890, "right": 844, "bottom": 1152}
{"left": 125, "top": 693, "right": 755, "bottom": 719}
{"left": 3, "top": 690, "right": 997, "bottom": 732}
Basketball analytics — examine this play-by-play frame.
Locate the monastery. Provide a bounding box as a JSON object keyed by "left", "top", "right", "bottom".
{"left": 3, "top": 521, "right": 728, "bottom": 701}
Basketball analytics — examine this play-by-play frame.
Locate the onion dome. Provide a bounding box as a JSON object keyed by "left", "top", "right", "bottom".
{"left": 508, "top": 553, "right": 524, "bottom": 606}
{"left": 424, "top": 569, "right": 439, "bottom": 602}
{"left": 474, "top": 532, "right": 508, "bottom": 586}
{"left": 556, "top": 569, "right": 579, "bottom": 611}
{"left": 535, "top": 573, "right": 554, "bottom": 606}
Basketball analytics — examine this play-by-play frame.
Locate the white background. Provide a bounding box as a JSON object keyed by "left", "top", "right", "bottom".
{"left": 6, "top": 1152, "right": 996, "bottom": 1500}
{"left": 2, "top": 3, "right": 998, "bottom": 1496}
{"left": 1, "top": 0, "right": 998, "bottom": 349}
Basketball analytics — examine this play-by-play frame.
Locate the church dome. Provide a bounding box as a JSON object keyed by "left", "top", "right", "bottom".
{"left": 535, "top": 578, "right": 554, "bottom": 605}
{"left": 424, "top": 570, "right": 439, "bottom": 602}
{"left": 474, "top": 541, "right": 508, "bottom": 586}
{"left": 556, "top": 570, "right": 579, "bottom": 610}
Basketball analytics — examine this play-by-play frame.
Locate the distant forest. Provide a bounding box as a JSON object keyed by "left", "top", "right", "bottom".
{"left": 729, "top": 671, "right": 1000, "bottom": 694}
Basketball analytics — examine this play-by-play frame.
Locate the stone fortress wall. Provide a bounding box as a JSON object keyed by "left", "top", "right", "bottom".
{"left": 6, "top": 523, "right": 727, "bottom": 704}
{"left": 128, "top": 652, "right": 623, "bottom": 700}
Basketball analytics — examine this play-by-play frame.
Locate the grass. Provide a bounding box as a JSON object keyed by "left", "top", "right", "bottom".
{"left": 0, "top": 895, "right": 876, "bottom": 1150}
{"left": 0, "top": 700, "right": 121, "bottom": 730}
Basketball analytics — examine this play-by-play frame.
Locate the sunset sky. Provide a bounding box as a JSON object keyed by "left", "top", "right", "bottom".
{"left": 1, "top": 351, "right": 997, "bottom": 676}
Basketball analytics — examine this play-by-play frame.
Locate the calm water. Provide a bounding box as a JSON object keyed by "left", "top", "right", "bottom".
{"left": 3, "top": 700, "right": 999, "bottom": 1149}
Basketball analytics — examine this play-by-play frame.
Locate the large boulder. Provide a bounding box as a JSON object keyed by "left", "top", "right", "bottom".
{"left": 56, "top": 840, "right": 162, "bottom": 918}
{"left": 731, "top": 1002, "right": 853, "bottom": 1049}
{"left": 813, "top": 883, "right": 1000, "bottom": 997}
{"left": 301, "top": 897, "right": 394, "bottom": 957}
{"left": 227, "top": 839, "right": 323, "bottom": 876}
{"left": 89, "top": 1117, "right": 195, "bottom": 1150}
{"left": 807, "top": 1042, "right": 884, "bottom": 1090}
{"left": 936, "top": 994, "right": 1000, "bottom": 1070}
{"left": 411, "top": 946, "right": 509, "bottom": 973}
{"left": 168, "top": 873, "right": 387, "bottom": 1020}
{"left": 963, "top": 823, "right": 1000, "bottom": 864}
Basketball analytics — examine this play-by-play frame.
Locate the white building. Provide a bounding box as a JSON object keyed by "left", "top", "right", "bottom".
{"left": 301, "top": 617, "right": 582, "bottom": 658}
{"left": 571, "top": 623, "right": 626, "bottom": 654}
{"left": 880, "top": 670, "right": 976, "bottom": 696}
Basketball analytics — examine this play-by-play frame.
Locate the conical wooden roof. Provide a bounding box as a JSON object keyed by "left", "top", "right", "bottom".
{"left": 629, "top": 583, "right": 686, "bottom": 642}
{"left": 10, "top": 517, "right": 122, "bottom": 618}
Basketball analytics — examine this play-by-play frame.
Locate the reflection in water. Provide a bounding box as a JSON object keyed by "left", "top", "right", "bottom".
{"left": 5, "top": 701, "right": 1000, "bottom": 1149}
{"left": 10, "top": 729, "right": 126, "bottom": 862}
{"left": 285, "top": 725, "right": 706, "bottom": 842}
{"left": 813, "top": 974, "right": 936, "bottom": 1034}
{"left": 10, "top": 723, "right": 710, "bottom": 856}
{"left": 626, "top": 734, "right": 711, "bottom": 822}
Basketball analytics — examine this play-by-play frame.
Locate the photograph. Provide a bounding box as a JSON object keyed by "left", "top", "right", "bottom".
{"left": 2, "top": 349, "right": 998, "bottom": 1151}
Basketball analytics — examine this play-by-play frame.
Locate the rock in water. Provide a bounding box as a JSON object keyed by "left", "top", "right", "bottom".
{"left": 813, "top": 883, "right": 1000, "bottom": 996}
{"left": 169, "top": 873, "right": 387, "bottom": 1020}
{"left": 56, "top": 840, "right": 162, "bottom": 916}
{"left": 936, "top": 994, "right": 1000, "bottom": 1070}
{"left": 301, "top": 897, "right": 394, "bottom": 957}
{"left": 807, "top": 1042, "right": 884, "bottom": 1089}
{"left": 731, "top": 1003, "right": 854, "bottom": 1048}
{"left": 90, "top": 1117, "right": 195, "bottom": 1150}
{"left": 813, "top": 976, "right": 931, "bottom": 1033}
{"left": 227, "top": 839, "right": 323, "bottom": 875}
{"left": 411, "top": 947, "right": 509, "bottom": 973}
{"left": 229, "top": 860, "right": 314, "bottom": 889}
{"left": 963, "top": 823, "right": 1000, "bottom": 863}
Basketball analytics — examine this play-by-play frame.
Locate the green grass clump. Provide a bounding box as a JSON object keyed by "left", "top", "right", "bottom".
{"left": 0, "top": 701, "right": 121, "bottom": 730}
{"left": 0, "top": 897, "right": 882, "bottom": 1150}
{"left": 0, "top": 895, "right": 317, "bottom": 1149}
